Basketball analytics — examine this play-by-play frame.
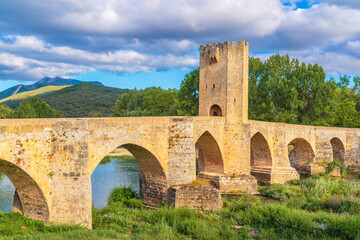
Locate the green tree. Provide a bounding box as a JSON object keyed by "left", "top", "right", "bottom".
{"left": 250, "top": 54, "right": 299, "bottom": 123}
{"left": 29, "top": 97, "right": 61, "bottom": 118}
{"left": 294, "top": 63, "right": 334, "bottom": 126}
{"left": 114, "top": 90, "right": 145, "bottom": 117}
{"left": 177, "top": 68, "right": 199, "bottom": 116}
{"left": 332, "top": 99, "right": 360, "bottom": 127}
{"left": 114, "top": 87, "right": 178, "bottom": 117}
{"left": 142, "top": 87, "right": 178, "bottom": 116}
{"left": 16, "top": 99, "right": 36, "bottom": 118}
{"left": 328, "top": 75, "right": 360, "bottom": 128}
{"left": 248, "top": 56, "right": 266, "bottom": 120}
{"left": 0, "top": 104, "right": 14, "bottom": 119}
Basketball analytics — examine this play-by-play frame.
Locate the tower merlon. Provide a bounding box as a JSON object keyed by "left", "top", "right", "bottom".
{"left": 200, "top": 41, "right": 249, "bottom": 53}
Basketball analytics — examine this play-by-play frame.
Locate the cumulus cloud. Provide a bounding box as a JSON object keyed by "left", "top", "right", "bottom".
{"left": 346, "top": 41, "right": 360, "bottom": 57}
{"left": 313, "top": 0, "right": 360, "bottom": 9}
{"left": 253, "top": 3, "right": 360, "bottom": 52}
{"left": 0, "top": 53, "right": 93, "bottom": 80}
{"left": 0, "top": 0, "right": 359, "bottom": 81}
{"left": 0, "top": 0, "right": 283, "bottom": 40}
{"left": 0, "top": 35, "right": 197, "bottom": 80}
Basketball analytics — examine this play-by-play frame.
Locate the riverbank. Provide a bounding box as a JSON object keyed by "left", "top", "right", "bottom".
{"left": 106, "top": 148, "right": 132, "bottom": 156}
{"left": 1, "top": 176, "right": 360, "bottom": 240}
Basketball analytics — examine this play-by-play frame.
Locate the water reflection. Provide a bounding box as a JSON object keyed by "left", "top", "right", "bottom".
{"left": 91, "top": 156, "right": 139, "bottom": 209}
{"left": 0, "top": 156, "right": 139, "bottom": 212}
{"left": 0, "top": 170, "right": 15, "bottom": 213}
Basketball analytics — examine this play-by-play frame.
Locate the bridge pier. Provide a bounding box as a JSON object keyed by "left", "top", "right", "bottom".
{"left": 47, "top": 120, "right": 92, "bottom": 228}
{"left": 250, "top": 166, "right": 299, "bottom": 184}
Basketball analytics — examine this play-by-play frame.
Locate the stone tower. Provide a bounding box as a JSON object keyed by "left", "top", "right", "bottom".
{"left": 198, "top": 41, "right": 256, "bottom": 192}
{"left": 199, "top": 41, "right": 249, "bottom": 124}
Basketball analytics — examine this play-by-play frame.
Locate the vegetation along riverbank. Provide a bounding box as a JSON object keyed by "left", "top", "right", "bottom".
{"left": 1, "top": 174, "right": 360, "bottom": 240}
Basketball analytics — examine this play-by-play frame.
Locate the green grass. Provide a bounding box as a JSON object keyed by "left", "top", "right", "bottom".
{"left": 3, "top": 177, "right": 360, "bottom": 239}
{"left": 0, "top": 85, "right": 70, "bottom": 103}
{"left": 260, "top": 175, "right": 360, "bottom": 214}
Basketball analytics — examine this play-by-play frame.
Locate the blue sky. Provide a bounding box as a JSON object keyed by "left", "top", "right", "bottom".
{"left": 0, "top": 0, "right": 360, "bottom": 91}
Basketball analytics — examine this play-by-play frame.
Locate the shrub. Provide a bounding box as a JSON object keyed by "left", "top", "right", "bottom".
{"left": 227, "top": 194, "right": 261, "bottom": 211}
{"left": 327, "top": 158, "right": 349, "bottom": 177}
{"left": 259, "top": 184, "right": 294, "bottom": 200}
{"left": 287, "top": 179, "right": 300, "bottom": 185}
{"left": 107, "top": 187, "right": 143, "bottom": 208}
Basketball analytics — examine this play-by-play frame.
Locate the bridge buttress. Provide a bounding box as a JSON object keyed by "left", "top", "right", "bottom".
{"left": 48, "top": 119, "right": 92, "bottom": 228}
{"left": 166, "top": 117, "right": 196, "bottom": 187}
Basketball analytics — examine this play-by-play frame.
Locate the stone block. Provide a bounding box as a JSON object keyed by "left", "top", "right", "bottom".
{"left": 167, "top": 185, "right": 222, "bottom": 210}
{"left": 219, "top": 174, "right": 258, "bottom": 194}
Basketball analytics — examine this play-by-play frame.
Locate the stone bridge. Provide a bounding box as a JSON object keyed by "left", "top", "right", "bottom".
{"left": 0, "top": 41, "right": 359, "bottom": 228}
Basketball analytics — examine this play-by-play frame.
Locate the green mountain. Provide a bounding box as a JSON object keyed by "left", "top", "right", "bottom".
{"left": 0, "top": 77, "right": 103, "bottom": 100}
{"left": 0, "top": 85, "right": 71, "bottom": 103}
{"left": 3, "top": 82, "right": 129, "bottom": 117}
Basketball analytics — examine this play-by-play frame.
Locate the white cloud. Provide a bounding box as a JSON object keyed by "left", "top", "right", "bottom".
{"left": 1, "top": 0, "right": 284, "bottom": 39}
{"left": 346, "top": 41, "right": 360, "bottom": 57}
{"left": 277, "top": 3, "right": 360, "bottom": 46}
{"left": 314, "top": 0, "right": 360, "bottom": 9}
{"left": 0, "top": 35, "right": 197, "bottom": 80}
{"left": 0, "top": 53, "right": 93, "bottom": 80}
{"left": 0, "top": 0, "right": 360, "bottom": 80}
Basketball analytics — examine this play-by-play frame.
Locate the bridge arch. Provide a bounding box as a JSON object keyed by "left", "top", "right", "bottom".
{"left": 195, "top": 131, "right": 224, "bottom": 174}
{"left": 330, "top": 137, "right": 345, "bottom": 162}
{"left": 0, "top": 159, "right": 49, "bottom": 223}
{"left": 250, "top": 132, "right": 272, "bottom": 168}
{"left": 92, "top": 143, "right": 167, "bottom": 205}
{"left": 288, "top": 138, "right": 315, "bottom": 174}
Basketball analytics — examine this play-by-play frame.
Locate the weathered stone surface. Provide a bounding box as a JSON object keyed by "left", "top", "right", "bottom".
{"left": 331, "top": 166, "right": 341, "bottom": 177}
{"left": 167, "top": 185, "right": 222, "bottom": 210}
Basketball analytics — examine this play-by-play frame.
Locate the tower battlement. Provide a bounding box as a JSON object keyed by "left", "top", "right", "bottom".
{"left": 200, "top": 41, "right": 248, "bottom": 51}
{"left": 199, "top": 41, "right": 249, "bottom": 123}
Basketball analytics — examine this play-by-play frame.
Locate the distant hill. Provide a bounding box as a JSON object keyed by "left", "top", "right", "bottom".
{"left": 0, "top": 85, "right": 70, "bottom": 103}
{"left": 2, "top": 82, "right": 129, "bottom": 117}
{"left": 0, "top": 77, "right": 103, "bottom": 100}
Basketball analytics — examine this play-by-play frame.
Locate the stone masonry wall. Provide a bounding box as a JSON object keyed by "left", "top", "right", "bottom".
{"left": 167, "top": 185, "right": 222, "bottom": 210}
{"left": 166, "top": 117, "right": 196, "bottom": 186}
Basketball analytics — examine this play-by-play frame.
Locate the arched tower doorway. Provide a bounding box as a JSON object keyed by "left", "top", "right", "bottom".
{"left": 209, "top": 105, "right": 223, "bottom": 117}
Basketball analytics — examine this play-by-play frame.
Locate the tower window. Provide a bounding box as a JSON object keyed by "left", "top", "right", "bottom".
{"left": 213, "top": 84, "right": 215, "bottom": 89}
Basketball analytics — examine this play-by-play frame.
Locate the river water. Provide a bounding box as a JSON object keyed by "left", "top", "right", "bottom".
{"left": 0, "top": 156, "right": 139, "bottom": 212}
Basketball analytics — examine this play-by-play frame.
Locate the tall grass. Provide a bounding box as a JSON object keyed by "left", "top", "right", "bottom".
{"left": 261, "top": 175, "right": 360, "bottom": 214}
{"left": 2, "top": 185, "right": 360, "bottom": 239}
